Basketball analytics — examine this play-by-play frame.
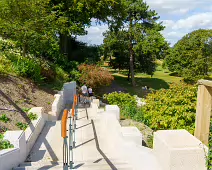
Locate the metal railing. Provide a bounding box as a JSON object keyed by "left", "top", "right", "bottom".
{"left": 61, "top": 95, "right": 78, "bottom": 170}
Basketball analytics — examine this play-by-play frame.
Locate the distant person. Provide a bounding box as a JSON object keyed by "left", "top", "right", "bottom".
{"left": 81, "top": 84, "right": 88, "bottom": 96}
{"left": 81, "top": 84, "right": 88, "bottom": 103}
{"left": 88, "top": 87, "right": 93, "bottom": 97}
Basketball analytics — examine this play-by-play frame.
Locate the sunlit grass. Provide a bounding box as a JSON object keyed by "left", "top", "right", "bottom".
{"left": 111, "top": 65, "right": 182, "bottom": 97}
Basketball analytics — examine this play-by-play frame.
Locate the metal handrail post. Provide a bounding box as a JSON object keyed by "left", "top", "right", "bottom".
{"left": 64, "top": 137, "right": 69, "bottom": 170}
{"left": 69, "top": 115, "right": 73, "bottom": 169}
{"left": 74, "top": 95, "right": 78, "bottom": 148}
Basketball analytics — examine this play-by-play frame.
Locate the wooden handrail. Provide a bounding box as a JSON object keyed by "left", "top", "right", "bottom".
{"left": 74, "top": 95, "right": 78, "bottom": 105}
{"left": 61, "top": 109, "right": 68, "bottom": 138}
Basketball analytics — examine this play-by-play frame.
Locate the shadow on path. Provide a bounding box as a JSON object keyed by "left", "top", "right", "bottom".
{"left": 91, "top": 119, "right": 118, "bottom": 170}
{"left": 26, "top": 122, "right": 59, "bottom": 170}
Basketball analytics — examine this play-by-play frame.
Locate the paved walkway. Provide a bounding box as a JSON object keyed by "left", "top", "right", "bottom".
{"left": 16, "top": 107, "right": 133, "bottom": 169}
{"left": 15, "top": 104, "right": 162, "bottom": 170}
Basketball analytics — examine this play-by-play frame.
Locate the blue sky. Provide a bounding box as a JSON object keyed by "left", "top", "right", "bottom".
{"left": 77, "top": 0, "right": 212, "bottom": 46}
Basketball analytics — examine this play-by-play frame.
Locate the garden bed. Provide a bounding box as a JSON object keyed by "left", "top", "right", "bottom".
{"left": 0, "top": 74, "right": 54, "bottom": 134}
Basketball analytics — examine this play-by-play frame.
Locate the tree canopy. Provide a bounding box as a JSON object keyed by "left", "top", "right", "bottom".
{"left": 0, "top": 0, "right": 123, "bottom": 59}
{"left": 103, "top": 0, "right": 168, "bottom": 85}
{"left": 165, "top": 29, "right": 212, "bottom": 81}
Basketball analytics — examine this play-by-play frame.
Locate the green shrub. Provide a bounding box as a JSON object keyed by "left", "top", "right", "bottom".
{"left": 22, "top": 107, "right": 30, "bottom": 112}
{"left": 55, "top": 66, "right": 69, "bottom": 82}
{"left": 0, "top": 134, "right": 14, "bottom": 150}
{"left": 0, "top": 114, "right": 10, "bottom": 123}
{"left": 15, "top": 57, "right": 43, "bottom": 82}
{"left": 28, "top": 112, "right": 38, "bottom": 121}
{"left": 0, "top": 38, "right": 16, "bottom": 51}
{"left": 104, "top": 92, "right": 137, "bottom": 109}
{"left": 40, "top": 60, "right": 56, "bottom": 81}
{"left": 16, "top": 122, "right": 28, "bottom": 130}
{"left": 5, "top": 53, "right": 43, "bottom": 82}
{"left": 104, "top": 92, "right": 138, "bottom": 119}
{"left": 70, "top": 69, "right": 81, "bottom": 82}
{"left": 122, "top": 105, "right": 141, "bottom": 119}
{"left": 0, "top": 134, "right": 3, "bottom": 140}
{"left": 0, "top": 55, "right": 15, "bottom": 74}
{"left": 207, "top": 121, "right": 212, "bottom": 169}
{"left": 142, "top": 83, "right": 197, "bottom": 134}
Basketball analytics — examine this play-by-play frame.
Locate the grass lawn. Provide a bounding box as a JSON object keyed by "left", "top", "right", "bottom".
{"left": 111, "top": 65, "right": 182, "bottom": 97}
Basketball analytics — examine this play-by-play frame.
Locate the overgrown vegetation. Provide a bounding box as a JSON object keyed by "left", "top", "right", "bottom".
{"left": 105, "top": 83, "right": 197, "bottom": 134}
{"left": 28, "top": 113, "right": 38, "bottom": 121}
{"left": 16, "top": 122, "right": 28, "bottom": 130}
{"left": 142, "top": 83, "right": 197, "bottom": 134}
{"left": 0, "top": 38, "right": 70, "bottom": 84}
{"left": 0, "top": 114, "right": 10, "bottom": 123}
{"left": 0, "top": 133, "right": 14, "bottom": 150}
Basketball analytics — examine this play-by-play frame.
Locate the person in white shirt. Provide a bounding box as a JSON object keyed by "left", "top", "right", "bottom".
{"left": 81, "top": 84, "right": 88, "bottom": 103}
{"left": 81, "top": 85, "right": 88, "bottom": 96}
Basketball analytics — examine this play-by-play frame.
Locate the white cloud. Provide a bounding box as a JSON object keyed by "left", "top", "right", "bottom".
{"left": 162, "top": 20, "right": 175, "bottom": 29}
{"left": 145, "top": 0, "right": 210, "bottom": 15}
{"left": 78, "top": 1, "right": 212, "bottom": 46}
{"left": 162, "top": 12, "right": 212, "bottom": 45}
{"left": 77, "top": 24, "right": 108, "bottom": 45}
{"left": 172, "top": 12, "right": 212, "bottom": 30}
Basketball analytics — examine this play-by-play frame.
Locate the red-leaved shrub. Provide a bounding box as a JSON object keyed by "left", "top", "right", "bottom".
{"left": 78, "top": 64, "right": 114, "bottom": 88}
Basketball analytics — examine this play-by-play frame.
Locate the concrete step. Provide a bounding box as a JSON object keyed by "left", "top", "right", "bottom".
{"left": 15, "top": 159, "right": 133, "bottom": 170}
{"left": 14, "top": 166, "right": 132, "bottom": 170}
{"left": 15, "top": 163, "right": 132, "bottom": 170}
{"left": 19, "top": 159, "right": 128, "bottom": 167}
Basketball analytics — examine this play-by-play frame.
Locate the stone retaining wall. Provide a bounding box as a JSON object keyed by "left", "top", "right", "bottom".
{"left": 0, "top": 107, "right": 47, "bottom": 170}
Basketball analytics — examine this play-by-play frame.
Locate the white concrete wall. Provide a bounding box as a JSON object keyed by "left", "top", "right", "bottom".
{"left": 49, "top": 94, "right": 64, "bottom": 120}
{"left": 121, "top": 127, "right": 143, "bottom": 145}
{"left": 0, "top": 131, "right": 26, "bottom": 170}
{"left": 25, "top": 108, "right": 46, "bottom": 154}
{"left": 0, "top": 107, "right": 47, "bottom": 170}
{"left": 105, "top": 105, "right": 120, "bottom": 120}
{"left": 92, "top": 99, "right": 100, "bottom": 107}
{"left": 63, "top": 81, "right": 76, "bottom": 105}
{"left": 153, "top": 130, "right": 207, "bottom": 170}
{"left": 48, "top": 81, "right": 76, "bottom": 120}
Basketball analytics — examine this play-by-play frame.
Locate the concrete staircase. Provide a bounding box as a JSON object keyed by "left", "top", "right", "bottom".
{"left": 14, "top": 158, "right": 132, "bottom": 170}
{"left": 14, "top": 106, "right": 134, "bottom": 170}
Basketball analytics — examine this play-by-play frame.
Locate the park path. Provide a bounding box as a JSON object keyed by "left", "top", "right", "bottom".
{"left": 14, "top": 107, "right": 135, "bottom": 169}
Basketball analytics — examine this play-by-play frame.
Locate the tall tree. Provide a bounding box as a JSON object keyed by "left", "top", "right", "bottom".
{"left": 0, "top": 0, "right": 55, "bottom": 57}
{"left": 165, "top": 29, "right": 212, "bottom": 81}
{"left": 134, "top": 29, "right": 169, "bottom": 75}
{"left": 49, "top": 0, "right": 124, "bottom": 55}
{"left": 105, "top": 0, "right": 165, "bottom": 86}
{"left": 103, "top": 30, "right": 129, "bottom": 71}
{"left": 0, "top": 0, "right": 124, "bottom": 59}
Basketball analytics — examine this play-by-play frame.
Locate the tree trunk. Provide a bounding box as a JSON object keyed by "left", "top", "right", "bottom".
{"left": 129, "top": 17, "right": 135, "bottom": 87}
{"left": 59, "top": 34, "right": 68, "bottom": 55}
{"left": 127, "top": 67, "right": 130, "bottom": 81}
